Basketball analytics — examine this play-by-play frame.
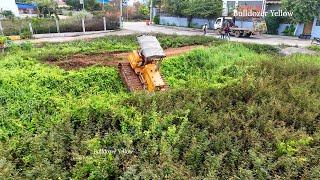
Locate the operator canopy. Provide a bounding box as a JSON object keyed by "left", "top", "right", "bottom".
{"left": 137, "top": 36, "right": 166, "bottom": 60}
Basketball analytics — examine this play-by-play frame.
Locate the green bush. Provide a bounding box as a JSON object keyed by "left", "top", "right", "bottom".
{"left": 265, "top": 13, "right": 280, "bottom": 34}
{"left": 20, "top": 30, "right": 32, "bottom": 39}
{"left": 242, "top": 43, "right": 280, "bottom": 54}
{"left": 309, "top": 45, "right": 320, "bottom": 51}
{"left": 0, "top": 36, "right": 7, "bottom": 45}
{"left": 153, "top": 15, "right": 160, "bottom": 25}
{"left": 283, "top": 25, "right": 295, "bottom": 36}
{"left": 20, "top": 41, "right": 33, "bottom": 51}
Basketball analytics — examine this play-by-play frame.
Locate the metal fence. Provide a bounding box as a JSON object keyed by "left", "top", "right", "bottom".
{"left": 0, "top": 16, "right": 119, "bottom": 36}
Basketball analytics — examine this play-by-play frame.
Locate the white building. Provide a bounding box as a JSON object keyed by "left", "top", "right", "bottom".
{"left": 0, "top": 0, "right": 19, "bottom": 17}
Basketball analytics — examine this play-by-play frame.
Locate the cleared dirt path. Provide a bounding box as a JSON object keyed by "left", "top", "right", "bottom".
{"left": 48, "top": 45, "right": 202, "bottom": 70}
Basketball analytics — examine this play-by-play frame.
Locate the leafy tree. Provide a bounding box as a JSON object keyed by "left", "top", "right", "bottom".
{"left": 183, "top": 0, "right": 222, "bottom": 18}
{"left": 138, "top": 4, "right": 150, "bottom": 18}
{"left": 162, "top": 0, "right": 188, "bottom": 16}
{"left": 182, "top": 0, "right": 222, "bottom": 27}
{"left": 265, "top": 13, "right": 280, "bottom": 34}
{"left": 282, "top": 0, "right": 320, "bottom": 23}
{"left": 25, "top": 0, "right": 58, "bottom": 17}
{"left": 66, "top": 0, "right": 101, "bottom": 11}
{"left": 1, "top": 10, "right": 15, "bottom": 19}
{"left": 161, "top": 0, "right": 222, "bottom": 27}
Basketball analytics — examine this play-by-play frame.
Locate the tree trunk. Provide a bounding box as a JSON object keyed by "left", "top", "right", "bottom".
{"left": 187, "top": 16, "right": 193, "bottom": 28}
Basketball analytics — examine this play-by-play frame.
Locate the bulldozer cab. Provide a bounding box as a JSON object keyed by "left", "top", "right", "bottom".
{"left": 137, "top": 36, "right": 166, "bottom": 65}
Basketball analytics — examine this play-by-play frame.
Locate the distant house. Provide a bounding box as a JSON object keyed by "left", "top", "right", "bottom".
{"left": 56, "top": 0, "right": 68, "bottom": 8}
{"left": 0, "top": 0, "right": 20, "bottom": 17}
{"left": 16, "top": 3, "right": 38, "bottom": 18}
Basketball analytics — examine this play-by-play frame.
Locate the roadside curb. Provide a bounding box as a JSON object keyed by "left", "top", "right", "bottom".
{"left": 151, "top": 24, "right": 216, "bottom": 34}
{"left": 152, "top": 24, "right": 200, "bottom": 32}
{"left": 32, "top": 30, "right": 116, "bottom": 39}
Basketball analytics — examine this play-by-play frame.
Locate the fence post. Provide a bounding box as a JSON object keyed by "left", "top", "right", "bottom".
{"left": 55, "top": 19, "right": 60, "bottom": 33}
{"left": 82, "top": 18, "right": 86, "bottom": 33}
{"left": 0, "top": 20, "right": 3, "bottom": 35}
{"left": 103, "top": 17, "right": 107, "bottom": 31}
{"left": 29, "top": 22, "right": 34, "bottom": 35}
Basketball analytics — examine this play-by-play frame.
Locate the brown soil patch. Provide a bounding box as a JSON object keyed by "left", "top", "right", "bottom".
{"left": 48, "top": 45, "right": 203, "bottom": 70}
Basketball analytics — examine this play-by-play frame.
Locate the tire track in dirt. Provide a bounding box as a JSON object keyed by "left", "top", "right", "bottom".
{"left": 47, "top": 45, "right": 203, "bottom": 70}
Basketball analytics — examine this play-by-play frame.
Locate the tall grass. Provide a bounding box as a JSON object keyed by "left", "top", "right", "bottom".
{"left": 6, "top": 34, "right": 220, "bottom": 62}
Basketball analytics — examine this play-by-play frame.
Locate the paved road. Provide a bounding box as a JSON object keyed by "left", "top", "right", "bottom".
{"left": 21, "top": 22, "right": 312, "bottom": 47}
{"left": 124, "top": 22, "right": 312, "bottom": 47}
{"left": 18, "top": 30, "right": 134, "bottom": 44}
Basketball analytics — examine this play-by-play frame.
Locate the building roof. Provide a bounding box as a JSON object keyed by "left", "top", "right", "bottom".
{"left": 97, "top": 0, "right": 110, "bottom": 3}
{"left": 16, "top": 3, "right": 37, "bottom": 9}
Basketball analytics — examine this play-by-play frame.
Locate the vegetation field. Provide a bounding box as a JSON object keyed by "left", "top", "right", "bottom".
{"left": 0, "top": 35, "right": 319, "bottom": 179}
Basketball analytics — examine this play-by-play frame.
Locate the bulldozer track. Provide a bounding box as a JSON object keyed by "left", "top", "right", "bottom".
{"left": 160, "top": 75, "right": 169, "bottom": 91}
{"left": 118, "top": 62, "right": 144, "bottom": 92}
{"left": 118, "top": 63, "right": 169, "bottom": 92}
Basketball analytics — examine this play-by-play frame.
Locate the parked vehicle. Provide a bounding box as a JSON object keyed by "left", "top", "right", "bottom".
{"left": 214, "top": 16, "right": 267, "bottom": 38}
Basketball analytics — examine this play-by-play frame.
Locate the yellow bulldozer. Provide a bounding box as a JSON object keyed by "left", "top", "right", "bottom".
{"left": 118, "top": 35, "right": 168, "bottom": 92}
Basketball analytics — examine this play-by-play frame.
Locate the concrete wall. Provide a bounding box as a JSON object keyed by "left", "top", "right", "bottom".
{"left": 160, "top": 16, "right": 215, "bottom": 29}
{"left": 311, "top": 17, "right": 320, "bottom": 38}
{"left": 160, "top": 16, "right": 188, "bottom": 27}
{"left": 191, "top": 18, "right": 215, "bottom": 29}
{"left": 159, "top": 15, "right": 320, "bottom": 38}
{"left": 292, "top": 18, "right": 320, "bottom": 38}
{"left": 276, "top": 19, "right": 320, "bottom": 38}
{"left": 275, "top": 23, "right": 303, "bottom": 37}
{"left": 277, "top": 23, "right": 293, "bottom": 35}
{"left": 295, "top": 23, "right": 304, "bottom": 36}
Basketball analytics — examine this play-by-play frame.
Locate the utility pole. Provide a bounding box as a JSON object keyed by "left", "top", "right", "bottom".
{"left": 120, "top": 0, "right": 123, "bottom": 29}
{"left": 126, "top": 7, "right": 129, "bottom": 21}
{"left": 149, "top": 0, "right": 153, "bottom": 24}
{"left": 261, "top": 0, "right": 266, "bottom": 16}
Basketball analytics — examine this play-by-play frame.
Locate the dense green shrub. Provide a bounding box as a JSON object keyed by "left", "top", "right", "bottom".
{"left": 10, "top": 34, "right": 219, "bottom": 61}
{"left": 0, "top": 36, "right": 7, "bottom": 45}
{"left": 20, "top": 30, "right": 32, "bottom": 39}
{"left": 153, "top": 15, "right": 160, "bottom": 25}
{"left": 242, "top": 43, "right": 280, "bottom": 55}
{"left": 156, "top": 34, "right": 219, "bottom": 49}
{"left": 265, "top": 13, "right": 280, "bottom": 34}
{"left": 283, "top": 25, "right": 296, "bottom": 36}
{"left": 0, "top": 38, "right": 319, "bottom": 179}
